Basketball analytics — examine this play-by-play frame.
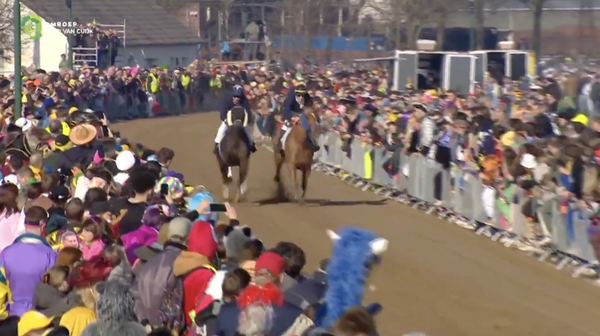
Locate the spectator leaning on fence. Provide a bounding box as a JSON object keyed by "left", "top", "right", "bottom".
{"left": 147, "top": 68, "right": 160, "bottom": 95}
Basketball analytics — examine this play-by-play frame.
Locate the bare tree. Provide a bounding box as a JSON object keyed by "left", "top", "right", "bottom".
{"left": 0, "top": 0, "right": 14, "bottom": 62}
{"left": 511, "top": 0, "right": 544, "bottom": 60}
{"left": 368, "top": 0, "right": 449, "bottom": 48}
{"left": 433, "top": 0, "right": 469, "bottom": 49}
{"left": 529, "top": 0, "right": 545, "bottom": 61}
{"left": 219, "top": 0, "right": 236, "bottom": 40}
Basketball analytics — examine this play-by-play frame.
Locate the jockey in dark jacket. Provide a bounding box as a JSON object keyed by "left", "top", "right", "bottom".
{"left": 279, "top": 83, "right": 319, "bottom": 152}
{"left": 214, "top": 85, "right": 256, "bottom": 154}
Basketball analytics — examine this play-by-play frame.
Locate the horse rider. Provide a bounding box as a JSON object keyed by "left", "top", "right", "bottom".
{"left": 214, "top": 85, "right": 256, "bottom": 154}
{"left": 279, "top": 82, "right": 320, "bottom": 152}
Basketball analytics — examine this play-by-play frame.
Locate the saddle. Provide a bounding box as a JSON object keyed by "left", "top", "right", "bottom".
{"left": 226, "top": 106, "right": 248, "bottom": 127}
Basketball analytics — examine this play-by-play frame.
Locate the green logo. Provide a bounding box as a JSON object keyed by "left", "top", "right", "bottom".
{"left": 21, "top": 14, "right": 42, "bottom": 40}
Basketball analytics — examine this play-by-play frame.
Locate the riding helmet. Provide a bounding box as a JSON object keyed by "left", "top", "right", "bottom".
{"left": 295, "top": 83, "right": 307, "bottom": 93}
{"left": 233, "top": 85, "right": 244, "bottom": 97}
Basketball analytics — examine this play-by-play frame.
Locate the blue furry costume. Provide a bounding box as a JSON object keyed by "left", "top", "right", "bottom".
{"left": 317, "top": 227, "right": 385, "bottom": 328}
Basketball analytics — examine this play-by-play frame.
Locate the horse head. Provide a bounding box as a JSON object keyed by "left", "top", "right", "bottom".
{"left": 320, "top": 227, "right": 388, "bottom": 328}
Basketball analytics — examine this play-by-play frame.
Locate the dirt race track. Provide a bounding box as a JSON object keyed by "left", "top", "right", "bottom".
{"left": 115, "top": 112, "right": 600, "bottom": 336}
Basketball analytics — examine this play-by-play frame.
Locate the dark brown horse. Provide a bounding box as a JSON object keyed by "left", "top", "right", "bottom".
{"left": 215, "top": 108, "right": 252, "bottom": 202}
{"left": 273, "top": 107, "right": 320, "bottom": 203}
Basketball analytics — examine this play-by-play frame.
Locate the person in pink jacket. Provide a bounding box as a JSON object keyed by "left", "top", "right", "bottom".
{"left": 0, "top": 184, "right": 23, "bottom": 253}
{"left": 80, "top": 216, "right": 109, "bottom": 260}
{"left": 120, "top": 205, "right": 166, "bottom": 264}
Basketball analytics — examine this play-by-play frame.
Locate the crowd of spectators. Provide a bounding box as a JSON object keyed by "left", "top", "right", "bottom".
{"left": 239, "top": 62, "right": 600, "bottom": 259}
{"left": 0, "top": 60, "right": 393, "bottom": 336}
{"left": 0, "top": 55, "right": 597, "bottom": 336}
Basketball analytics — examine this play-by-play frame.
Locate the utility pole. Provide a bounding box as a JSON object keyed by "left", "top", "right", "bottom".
{"left": 469, "top": 0, "right": 476, "bottom": 50}
{"left": 66, "top": 0, "right": 73, "bottom": 68}
{"left": 13, "top": 0, "right": 22, "bottom": 119}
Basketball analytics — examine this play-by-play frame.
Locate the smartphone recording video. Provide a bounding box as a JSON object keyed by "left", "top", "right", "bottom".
{"left": 209, "top": 203, "right": 227, "bottom": 212}
{"left": 160, "top": 183, "right": 169, "bottom": 196}
{"left": 94, "top": 111, "right": 105, "bottom": 120}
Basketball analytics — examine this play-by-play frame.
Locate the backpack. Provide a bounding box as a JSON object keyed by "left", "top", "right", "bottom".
{"left": 156, "top": 265, "right": 217, "bottom": 335}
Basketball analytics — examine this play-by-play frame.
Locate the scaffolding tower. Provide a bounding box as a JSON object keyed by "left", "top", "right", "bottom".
{"left": 72, "top": 19, "right": 127, "bottom": 68}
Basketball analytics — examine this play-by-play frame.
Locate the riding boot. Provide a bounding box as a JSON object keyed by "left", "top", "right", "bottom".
{"left": 276, "top": 130, "right": 285, "bottom": 152}
{"left": 310, "top": 138, "right": 320, "bottom": 152}
{"left": 306, "top": 130, "right": 320, "bottom": 152}
{"left": 213, "top": 143, "right": 219, "bottom": 155}
{"left": 250, "top": 143, "right": 257, "bottom": 153}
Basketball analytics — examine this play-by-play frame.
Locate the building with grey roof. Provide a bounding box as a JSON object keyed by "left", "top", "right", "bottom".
{"left": 19, "top": 0, "right": 202, "bottom": 69}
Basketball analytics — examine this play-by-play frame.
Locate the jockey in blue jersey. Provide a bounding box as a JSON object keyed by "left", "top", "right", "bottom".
{"left": 214, "top": 85, "right": 256, "bottom": 154}
{"left": 279, "top": 82, "right": 320, "bottom": 152}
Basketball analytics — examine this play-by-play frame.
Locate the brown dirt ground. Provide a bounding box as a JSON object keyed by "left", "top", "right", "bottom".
{"left": 114, "top": 113, "right": 600, "bottom": 336}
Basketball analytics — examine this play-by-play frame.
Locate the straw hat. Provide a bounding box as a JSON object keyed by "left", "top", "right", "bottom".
{"left": 69, "top": 123, "right": 97, "bottom": 146}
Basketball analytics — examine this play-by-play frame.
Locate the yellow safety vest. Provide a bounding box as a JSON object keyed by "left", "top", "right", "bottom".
{"left": 210, "top": 78, "right": 222, "bottom": 88}
{"left": 226, "top": 109, "right": 248, "bottom": 127}
{"left": 181, "top": 75, "right": 190, "bottom": 89}
{"left": 45, "top": 121, "right": 71, "bottom": 136}
{"left": 149, "top": 74, "right": 159, "bottom": 93}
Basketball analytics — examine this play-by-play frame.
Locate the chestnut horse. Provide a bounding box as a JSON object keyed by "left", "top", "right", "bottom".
{"left": 273, "top": 107, "right": 320, "bottom": 203}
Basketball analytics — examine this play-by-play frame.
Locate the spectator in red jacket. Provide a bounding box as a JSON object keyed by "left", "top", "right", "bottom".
{"left": 172, "top": 220, "right": 218, "bottom": 326}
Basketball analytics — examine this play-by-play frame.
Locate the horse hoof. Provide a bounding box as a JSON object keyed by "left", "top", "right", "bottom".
{"left": 235, "top": 192, "right": 246, "bottom": 203}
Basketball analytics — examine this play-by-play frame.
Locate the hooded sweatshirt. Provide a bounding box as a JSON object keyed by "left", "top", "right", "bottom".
{"left": 1, "top": 233, "right": 57, "bottom": 316}
{"left": 172, "top": 221, "right": 218, "bottom": 325}
{"left": 33, "top": 282, "right": 67, "bottom": 311}
{"left": 120, "top": 225, "right": 159, "bottom": 264}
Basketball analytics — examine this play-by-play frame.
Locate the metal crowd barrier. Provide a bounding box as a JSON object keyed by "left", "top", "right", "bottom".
{"left": 309, "top": 132, "right": 599, "bottom": 279}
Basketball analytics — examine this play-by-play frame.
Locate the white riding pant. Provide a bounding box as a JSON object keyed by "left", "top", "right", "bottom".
{"left": 214, "top": 121, "right": 254, "bottom": 145}
{"left": 281, "top": 123, "right": 293, "bottom": 147}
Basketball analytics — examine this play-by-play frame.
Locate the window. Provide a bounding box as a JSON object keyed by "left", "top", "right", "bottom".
{"left": 145, "top": 58, "right": 157, "bottom": 68}
{"left": 170, "top": 57, "right": 180, "bottom": 68}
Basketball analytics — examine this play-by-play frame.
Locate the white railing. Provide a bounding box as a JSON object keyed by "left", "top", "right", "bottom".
{"left": 72, "top": 47, "right": 98, "bottom": 67}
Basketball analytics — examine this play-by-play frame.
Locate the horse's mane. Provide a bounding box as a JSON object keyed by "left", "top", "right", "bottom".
{"left": 223, "top": 121, "right": 250, "bottom": 148}
{"left": 322, "top": 227, "right": 378, "bottom": 328}
{"left": 304, "top": 107, "right": 317, "bottom": 123}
